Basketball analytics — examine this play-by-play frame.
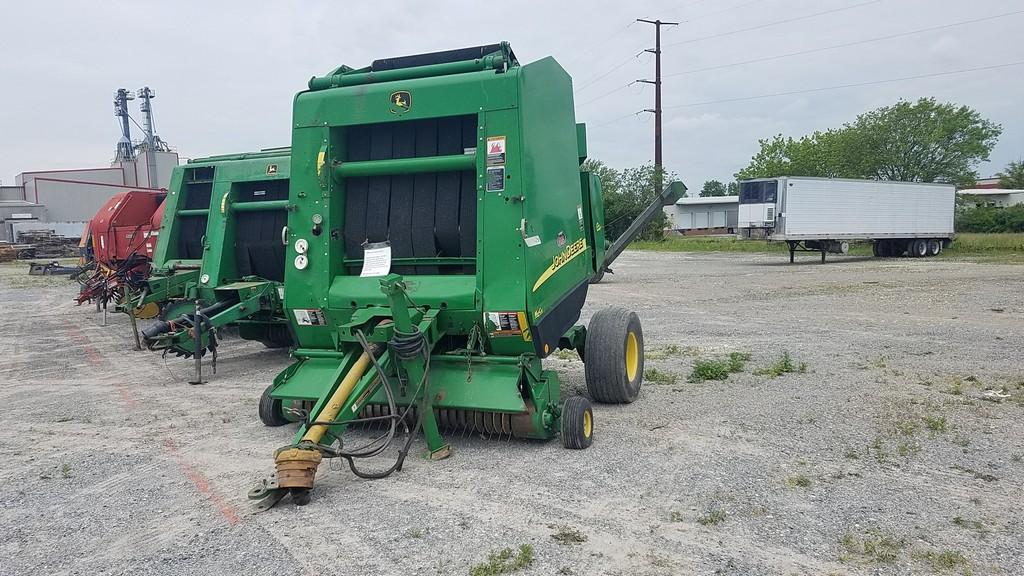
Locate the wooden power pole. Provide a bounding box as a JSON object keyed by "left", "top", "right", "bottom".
{"left": 636, "top": 18, "right": 678, "bottom": 185}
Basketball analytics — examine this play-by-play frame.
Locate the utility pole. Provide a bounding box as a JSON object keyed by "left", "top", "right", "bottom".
{"left": 636, "top": 18, "right": 678, "bottom": 188}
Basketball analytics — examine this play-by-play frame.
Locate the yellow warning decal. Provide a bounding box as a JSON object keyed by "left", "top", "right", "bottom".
{"left": 531, "top": 237, "right": 587, "bottom": 292}
{"left": 316, "top": 150, "right": 326, "bottom": 178}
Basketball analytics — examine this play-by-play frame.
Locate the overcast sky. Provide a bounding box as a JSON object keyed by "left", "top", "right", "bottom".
{"left": 2, "top": 0, "right": 1021, "bottom": 189}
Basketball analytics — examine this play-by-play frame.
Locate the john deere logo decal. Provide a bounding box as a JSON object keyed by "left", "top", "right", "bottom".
{"left": 266, "top": 164, "right": 278, "bottom": 176}
{"left": 389, "top": 91, "right": 411, "bottom": 114}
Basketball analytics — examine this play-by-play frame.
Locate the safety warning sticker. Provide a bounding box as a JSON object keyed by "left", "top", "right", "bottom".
{"left": 294, "top": 309, "right": 327, "bottom": 326}
{"left": 486, "top": 166, "right": 505, "bottom": 192}
{"left": 487, "top": 311, "right": 525, "bottom": 336}
{"left": 486, "top": 136, "right": 506, "bottom": 166}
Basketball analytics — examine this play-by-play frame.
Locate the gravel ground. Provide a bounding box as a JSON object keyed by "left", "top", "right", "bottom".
{"left": 0, "top": 252, "right": 1022, "bottom": 576}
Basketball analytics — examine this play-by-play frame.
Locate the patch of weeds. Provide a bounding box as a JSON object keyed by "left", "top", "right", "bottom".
{"left": 668, "top": 511, "right": 684, "bottom": 522}
{"left": 550, "top": 526, "right": 586, "bottom": 546}
{"left": 786, "top": 474, "right": 813, "bottom": 488}
{"left": 553, "top": 349, "right": 577, "bottom": 361}
{"left": 688, "top": 352, "right": 749, "bottom": 382}
{"left": 727, "top": 351, "right": 751, "bottom": 372}
{"left": 951, "top": 516, "right": 988, "bottom": 538}
{"left": 61, "top": 463, "right": 73, "bottom": 479}
{"left": 469, "top": 544, "right": 534, "bottom": 576}
{"left": 839, "top": 530, "right": 906, "bottom": 564}
{"left": 644, "top": 367, "right": 678, "bottom": 385}
{"left": 945, "top": 377, "right": 964, "bottom": 396}
{"left": 754, "top": 351, "right": 807, "bottom": 378}
{"left": 844, "top": 447, "right": 861, "bottom": 460}
{"left": 405, "top": 527, "right": 424, "bottom": 538}
{"left": 697, "top": 508, "right": 727, "bottom": 526}
{"left": 557, "top": 567, "right": 574, "bottom": 575}
{"left": 923, "top": 415, "right": 947, "bottom": 434}
{"left": 646, "top": 344, "right": 699, "bottom": 359}
{"left": 688, "top": 358, "right": 729, "bottom": 382}
{"left": 914, "top": 549, "right": 971, "bottom": 573}
{"left": 952, "top": 435, "right": 971, "bottom": 448}
{"left": 896, "top": 440, "right": 921, "bottom": 459}
{"left": 964, "top": 375, "right": 979, "bottom": 384}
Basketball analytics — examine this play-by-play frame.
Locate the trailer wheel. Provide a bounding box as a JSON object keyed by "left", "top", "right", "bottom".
{"left": 585, "top": 307, "right": 644, "bottom": 403}
{"left": 872, "top": 242, "right": 882, "bottom": 257}
{"left": 911, "top": 239, "right": 928, "bottom": 258}
{"left": 259, "top": 385, "right": 289, "bottom": 426}
{"left": 927, "top": 239, "right": 942, "bottom": 256}
{"left": 560, "top": 395, "right": 594, "bottom": 449}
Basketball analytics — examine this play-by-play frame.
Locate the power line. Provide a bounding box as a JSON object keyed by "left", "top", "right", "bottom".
{"left": 579, "top": 81, "right": 643, "bottom": 106}
{"left": 562, "top": 20, "right": 637, "bottom": 66}
{"left": 592, "top": 110, "right": 647, "bottom": 128}
{"left": 636, "top": 18, "right": 680, "bottom": 176}
{"left": 574, "top": 49, "right": 647, "bottom": 93}
{"left": 665, "top": 9, "right": 1024, "bottom": 77}
{"left": 664, "top": 60, "right": 1024, "bottom": 108}
{"left": 664, "top": 0, "right": 883, "bottom": 47}
{"left": 679, "top": 0, "right": 769, "bottom": 24}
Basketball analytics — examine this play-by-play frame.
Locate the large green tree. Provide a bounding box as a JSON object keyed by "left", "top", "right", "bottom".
{"left": 700, "top": 180, "right": 728, "bottom": 197}
{"left": 997, "top": 160, "right": 1024, "bottom": 189}
{"left": 583, "top": 159, "right": 672, "bottom": 242}
{"left": 736, "top": 98, "right": 1001, "bottom": 187}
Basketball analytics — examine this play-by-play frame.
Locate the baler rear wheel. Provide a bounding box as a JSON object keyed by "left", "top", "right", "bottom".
{"left": 561, "top": 396, "right": 594, "bottom": 449}
{"left": 585, "top": 307, "right": 644, "bottom": 404}
{"left": 259, "top": 385, "right": 289, "bottom": 427}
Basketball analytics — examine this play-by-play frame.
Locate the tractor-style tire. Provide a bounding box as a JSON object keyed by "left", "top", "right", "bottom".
{"left": 560, "top": 395, "right": 594, "bottom": 449}
{"left": 584, "top": 307, "right": 644, "bottom": 404}
{"left": 927, "top": 239, "right": 942, "bottom": 256}
{"left": 911, "top": 239, "right": 928, "bottom": 258}
{"left": 258, "top": 384, "right": 289, "bottom": 426}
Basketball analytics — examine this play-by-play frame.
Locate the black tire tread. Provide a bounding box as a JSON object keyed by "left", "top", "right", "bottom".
{"left": 561, "top": 395, "right": 593, "bottom": 449}
{"left": 585, "top": 307, "right": 644, "bottom": 404}
{"left": 259, "top": 384, "right": 289, "bottom": 426}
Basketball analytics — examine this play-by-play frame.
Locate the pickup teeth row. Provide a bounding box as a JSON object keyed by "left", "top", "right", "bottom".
{"left": 357, "top": 404, "right": 516, "bottom": 437}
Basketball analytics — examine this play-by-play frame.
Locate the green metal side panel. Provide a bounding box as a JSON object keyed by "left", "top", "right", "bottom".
{"left": 517, "top": 57, "right": 591, "bottom": 353}
{"left": 150, "top": 165, "right": 196, "bottom": 270}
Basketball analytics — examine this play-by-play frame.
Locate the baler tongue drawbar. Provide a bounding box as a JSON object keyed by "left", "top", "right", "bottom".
{"left": 251, "top": 275, "right": 442, "bottom": 510}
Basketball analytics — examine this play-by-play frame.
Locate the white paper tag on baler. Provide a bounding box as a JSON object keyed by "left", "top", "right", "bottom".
{"left": 360, "top": 241, "right": 392, "bottom": 277}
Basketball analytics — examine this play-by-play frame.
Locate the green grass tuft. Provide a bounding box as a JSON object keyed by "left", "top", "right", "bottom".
{"left": 469, "top": 544, "right": 534, "bottom": 576}
{"left": 754, "top": 351, "right": 807, "bottom": 378}
{"left": 644, "top": 367, "right": 679, "bottom": 385}
{"left": 697, "top": 508, "right": 727, "bottom": 526}
{"left": 786, "top": 474, "right": 813, "bottom": 488}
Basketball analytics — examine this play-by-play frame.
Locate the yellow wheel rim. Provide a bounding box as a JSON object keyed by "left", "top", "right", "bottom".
{"left": 625, "top": 331, "right": 639, "bottom": 381}
{"left": 582, "top": 410, "right": 592, "bottom": 438}
{"left": 133, "top": 302, "right": 160, "bottom": 320}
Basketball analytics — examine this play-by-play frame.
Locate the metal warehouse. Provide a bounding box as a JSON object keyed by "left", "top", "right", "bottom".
{"left": 664, "top": 195, "right": 739, "bottom": 234}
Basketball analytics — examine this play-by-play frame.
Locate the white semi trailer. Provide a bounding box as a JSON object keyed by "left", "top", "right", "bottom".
{"left": 737, "top": 177, "right": 955, "bottom": 263}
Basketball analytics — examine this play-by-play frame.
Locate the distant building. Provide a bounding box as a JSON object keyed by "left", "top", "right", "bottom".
{"left": 1, "top": 150, "right": 178, "bottom": 243}
{"left": 664, "top": 195, "right": 739, "bottom": 235}
{"left": 970, "top": 177, "right": 1001, "bottom": 190}
{"left": 958, "top": 189, "right": 1024, "bottom": 208}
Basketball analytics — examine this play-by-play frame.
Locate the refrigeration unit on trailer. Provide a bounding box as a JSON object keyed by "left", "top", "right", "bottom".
{"left": 737, "top": 177, "right": 955, "bottom": 263}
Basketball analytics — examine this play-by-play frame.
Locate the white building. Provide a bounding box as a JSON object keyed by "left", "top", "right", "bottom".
{"left": 664, "top": 195, "right": 739, "bottom": 235}
{"left": 958, "top": 189, "right": 1024, "bottom": 208}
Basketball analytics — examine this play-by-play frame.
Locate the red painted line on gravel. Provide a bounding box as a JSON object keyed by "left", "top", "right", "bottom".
{"left": 164, "top": 438, "right": 241, "bottom": 526}
{"left": 62, "top": 319, "right": 138, "bottom": 409}
{"left": 62, "top": 318, "right": 241, "bottom": 524}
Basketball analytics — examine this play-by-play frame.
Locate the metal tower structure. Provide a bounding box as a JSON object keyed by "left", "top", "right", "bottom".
{"left": 136, "top": 86, "right": 170, "bottom": 188}
{"left": 113, "top": 89, "right": 136, "bottom": 162}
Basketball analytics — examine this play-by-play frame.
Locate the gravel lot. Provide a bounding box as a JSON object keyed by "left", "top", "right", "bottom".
{"left": 1, "top": 251, "right": 1021, "bottom": 576}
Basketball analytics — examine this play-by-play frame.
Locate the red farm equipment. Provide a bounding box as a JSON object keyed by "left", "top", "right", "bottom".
{"left": 76, "top": 190, "right": 166, "bottom": 321}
